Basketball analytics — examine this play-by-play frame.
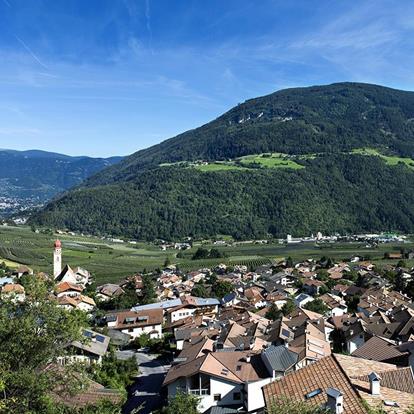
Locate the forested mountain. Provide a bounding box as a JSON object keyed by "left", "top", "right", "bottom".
{"left": 0, "top": 149, "right": 122, "bottom": 216}
{"left": 85, "top": 82, "right": 414, "bottom": 186}
{"left": 30, "top": 82, "right": 414, "bottom": 240}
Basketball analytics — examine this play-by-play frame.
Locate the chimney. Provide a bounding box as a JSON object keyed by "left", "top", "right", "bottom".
{"left": 326, "top": 388, "right": 344, "bottom": 414}
{"left": 368, "top": 372, "right": 381, "bottom": 395}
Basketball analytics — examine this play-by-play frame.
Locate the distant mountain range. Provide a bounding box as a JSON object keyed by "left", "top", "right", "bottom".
{"left": 0, "top": 149, "right": 122, "bottom": 217}
{"left": 30, "top": 82, "right": 414, "bottom": 240}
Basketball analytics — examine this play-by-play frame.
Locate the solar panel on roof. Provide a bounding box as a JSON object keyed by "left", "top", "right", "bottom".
{"left": 281, "top": 329, "right": 291, "bottom": 337}
{"left": 96, "top": 335, "right": 105, "bottom": 343}
{"left": 305, "top": 389, "right": 322, "bottom": 400}
{"left": 125, "top": 317, "right": 136, "bottom": 323}
{"left": 84, "top": 331, "right": 93, "bottom": 338}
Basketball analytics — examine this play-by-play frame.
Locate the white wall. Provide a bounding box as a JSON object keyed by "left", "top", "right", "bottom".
{"left": 170, "top": 308, "right": 196, "bottom": 323}
{"left": 347, "top": 334, "right": 365, "bottom": 353}
{"left": 168, "top": 376, "right": 243, "bottom": 413}
{"left": 121, "top": 323, "right": 162, "bottom": 339}
{"left": 246, "top": 378, "right": 273, "bottom": 412}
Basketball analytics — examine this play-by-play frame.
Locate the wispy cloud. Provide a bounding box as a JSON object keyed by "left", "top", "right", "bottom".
{"left": 0, "top": 127, "right": 41, "bottom": 136}
{"left": 145, "top": 0, "right": 153, "bottom": 53}
{"left": 14, "top": 36, "right": 49, "bottom": 70}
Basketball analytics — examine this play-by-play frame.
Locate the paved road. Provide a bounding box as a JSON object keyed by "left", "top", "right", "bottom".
{"left": 117, "top": 350, "right": 170, "bottom": 414}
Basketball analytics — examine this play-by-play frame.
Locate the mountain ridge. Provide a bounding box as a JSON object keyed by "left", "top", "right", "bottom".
{"left": 30, "top": 82, "right": 414, "bottom": 240}
{"left": 0, "top": 149, "right": 123, "bottom": 217}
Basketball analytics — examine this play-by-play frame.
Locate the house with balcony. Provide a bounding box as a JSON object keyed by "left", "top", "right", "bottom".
{"left": 163, "top": 350, "right": 273, "bottom": 413}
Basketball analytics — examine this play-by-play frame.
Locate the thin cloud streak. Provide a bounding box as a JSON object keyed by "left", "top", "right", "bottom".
{"left": 15, "top": 36, "right": 49, "bottom": 70}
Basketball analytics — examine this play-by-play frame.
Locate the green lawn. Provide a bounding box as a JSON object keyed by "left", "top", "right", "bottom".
{"left": 352, "top": 148, "right": 414, "bottom": 170}
{"left": 238, "top": 153, "right": 305, "bottom": 169}
{"left": 159, "top": 153, "right": 305, "bottom": 172}
{"left": 193, "top": 162, "right": 245, "bottom": 172}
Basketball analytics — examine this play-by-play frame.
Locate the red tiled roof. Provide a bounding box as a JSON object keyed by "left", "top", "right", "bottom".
{"left": 263, "top": 355, "right": 366, "bottom": 414}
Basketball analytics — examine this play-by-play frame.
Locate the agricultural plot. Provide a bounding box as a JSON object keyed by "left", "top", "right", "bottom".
{"left": 193, "top": 162, "right": 245, "bottom": 172}
{"left": 0, "top": 226, "right": 412, "bottom": 283}
{"left": 238, "top": 153, "right": 304, "bottom": 169}
{"left": 352, "top": 148, "right": 414, "bottom": 170}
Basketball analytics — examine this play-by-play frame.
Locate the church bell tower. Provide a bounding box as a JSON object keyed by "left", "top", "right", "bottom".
{"left": 53, "top": 239, "right": 62, "bottom": 278}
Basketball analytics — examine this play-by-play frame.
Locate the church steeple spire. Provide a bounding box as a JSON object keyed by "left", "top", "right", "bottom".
{"left": 53, "top": 239, "right": 62, "bottom": 278}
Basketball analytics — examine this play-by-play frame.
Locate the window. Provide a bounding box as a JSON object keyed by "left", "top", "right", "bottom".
{"left": 233, "top": 392, "right": 241, "bottom": 401}
{"left": 236, "top": 365, "right": 242, "bottom": 371}
{"left": 214, "top": 394, "right": 221, "bottom": 401}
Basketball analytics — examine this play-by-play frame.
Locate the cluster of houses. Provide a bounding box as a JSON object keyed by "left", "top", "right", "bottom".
{"left": 78, "top": 253, "right": 414, "bottom": 413}
{"left": 4, "top": 238, "right": 414, "bottom": 413}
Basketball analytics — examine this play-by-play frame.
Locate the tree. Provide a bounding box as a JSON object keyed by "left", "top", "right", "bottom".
{"left": 316, "top": 269, "right": 328, "bottom": 281}
{"left": 192, "top": 248, "right": 209, "bottom": 260}
{"left": 141, "top": 274, "right": 156, "bottom": 305}
{"left": 397, "top": 260, "right": 407, "bottom": 268}
{"left": 157, "top": 391, "right": 200, "bottom": 414}
{"left": 304, "top": 298, "right": 329, "bottom": 315}
{"left": 131, "top": 333, "right": 150, "bottom": 350}
{"left": 345, "top": 294, "right": 360, "bottom": 313}
{"left": 89, "top": 349, "right": 137, "bottom": 391}
{"left": 191, "top": 282, "right": 208, "bottom": 298}
{"left": 0, "top": 277, "right": 88, "bottom": 413}
{"left": 211, "top": 280, "right": 233, "bottom": 299}
{"left": 285, "top": 257, "right": 294, "bottom": 268}
{"left": 207, "top": 274, "right": 218, "bottom": 285}
{"left": 209, "top": 249, "right": 226, "bottom": 259}
{"left": 281, "top": 299, "right": 296, "bottom": 316}
{"left": 394, "top": 271, "right": 407, "bottom": 293}
{"left": 265, "top": 303, "right": 281, "bottom": 321}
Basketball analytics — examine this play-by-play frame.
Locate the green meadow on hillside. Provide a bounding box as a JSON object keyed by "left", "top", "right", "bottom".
{"left": 160, "top": 153, "right": 305, "bottom": 172}
{"left": 238, "top": 153, "right": 305, "bottom": 169}
{"left": 352, "top": 148, "right": 414, "bottom": 169}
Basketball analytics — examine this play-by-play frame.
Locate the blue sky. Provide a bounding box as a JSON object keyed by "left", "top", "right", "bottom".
{"left": 1, "top": 0, "right": 414, "bottom": 157}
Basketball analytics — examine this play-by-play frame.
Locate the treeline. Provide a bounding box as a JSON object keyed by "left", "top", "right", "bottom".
{"left": 30, "top": 154, "right": 414, "bottom": 241}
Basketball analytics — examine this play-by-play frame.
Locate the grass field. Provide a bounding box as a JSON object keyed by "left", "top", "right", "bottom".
{"left": 193, "top": 162, "right": 245, "bottom": 172}
{"left": 0, "top": 226, "right": 412, "bottom": 283}
{"left": 238, "top": 153, "right": 304, "bottom": 169}
{"left": 352, "top": 148, "right": 414, "bottom": 170}
{"left": 160, "top": 153, "right": 304, "bottom": 172}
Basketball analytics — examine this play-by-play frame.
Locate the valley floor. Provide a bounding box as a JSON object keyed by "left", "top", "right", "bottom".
{"left": 0, "top": 225, "right": 412, "bottom": 283}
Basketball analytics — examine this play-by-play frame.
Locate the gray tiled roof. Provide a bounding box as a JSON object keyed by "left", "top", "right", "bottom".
{"left": 261, "top": 345, "right": 298, "bottom": 372}
{"left": 208, "top": 407, "right": 242, "bottom": 414}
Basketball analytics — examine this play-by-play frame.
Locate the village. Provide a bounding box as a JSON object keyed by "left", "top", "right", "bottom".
{"left": 2, "top": 236, "right": 414, "bottom": 413}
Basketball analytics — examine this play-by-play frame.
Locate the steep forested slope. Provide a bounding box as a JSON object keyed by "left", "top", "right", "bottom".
{"left": 30, "top": 83, "right": 414, "bottom": 239}
{"left": 85, "top": 82, "right": 414, "bottom": 186}
{"left": 31, "top": 155, "right": 414, "bottom": 240}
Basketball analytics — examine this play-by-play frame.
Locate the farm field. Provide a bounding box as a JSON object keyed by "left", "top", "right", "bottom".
{"left": 0, "top": 225, "right": 413, "bottom": 283}
{"left": 238, "top": 153, "right": 304, "bottom": 169}
{"left": 352, "top": 148, "right": 414, "bottom": 169}
{"left": 161, "top": 153, "right": 305, "bottom": 172}
{"left": 193, "top": 162, "right": 244, "bottom": 172}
